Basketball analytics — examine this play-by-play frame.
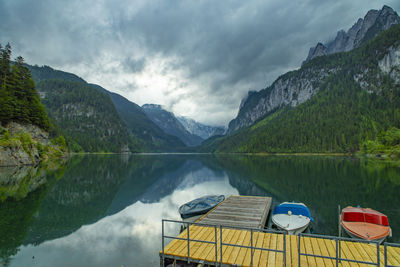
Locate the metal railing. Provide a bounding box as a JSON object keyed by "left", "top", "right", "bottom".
{"left": 161, "top": 219, "right": 287, "bottom": 267}
{"left": 298, "top": 233, "right": 381, "bottom": 267}
{"left": 384, "top": 242, "right": 400, "bottom": 267}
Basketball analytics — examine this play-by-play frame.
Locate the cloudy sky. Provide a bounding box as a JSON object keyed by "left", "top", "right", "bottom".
{"left": 1, "top": 0, "right": 399, "bottom": 126}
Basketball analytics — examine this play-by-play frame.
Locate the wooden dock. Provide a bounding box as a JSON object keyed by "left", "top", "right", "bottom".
{"left": 161, "top": 195, "right": 400, "bottom": 266}
{"left": 197, "top": 195, "right": 272, "bottom": 229}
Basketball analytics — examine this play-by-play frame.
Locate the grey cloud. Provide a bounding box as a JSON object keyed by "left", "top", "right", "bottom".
{"left": 122, "top": 57, "right": 146, "bottom": 73}
{"left": 1, "top": 0, "right": 400, "bottom": 125}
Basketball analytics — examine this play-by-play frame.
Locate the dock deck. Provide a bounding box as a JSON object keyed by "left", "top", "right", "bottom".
{"left": 198, "top": 195, "right": 272, "bottom": 229}
{"left": 161, "top": 195, "right": 400, "bottom": 266}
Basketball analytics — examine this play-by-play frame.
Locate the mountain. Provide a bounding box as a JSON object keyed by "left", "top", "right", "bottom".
{"left": 228, "top": 6, "right": 400, "bottom": 134}
{"left": 206, "top": 24, "right": 400, "bottom": 153}
{"left": 27, "top": 65, "right": 186, "bottom": 152}
{"left": 92, "top": 85, "right": 185, "bottom": 151}
{"left": 177, "top": 116, "right": 226, "bottom": 139}
{"left": 36, "top": 79, "right": 138, "bottom": 152}
{"left": 142, "top": 104, "right": 203, "bottom": 146}
{"left": 304, "top": 5, "right": 400, "bottom": 63}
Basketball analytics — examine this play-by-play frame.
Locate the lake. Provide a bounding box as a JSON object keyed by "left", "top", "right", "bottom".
{"left": 0, "top": 154, "right": 399, "bottom": 266}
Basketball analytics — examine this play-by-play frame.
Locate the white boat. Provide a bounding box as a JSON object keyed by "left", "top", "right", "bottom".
{"left": 271, "top": 202, "right": 313, "bottom": 235}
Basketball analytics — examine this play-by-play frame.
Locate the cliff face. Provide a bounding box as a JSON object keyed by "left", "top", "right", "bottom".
{"left": 0, "top": 122, "right": 64, "bottom": 167}
{"left": 228, "top": 67, "right": 338, "bottom": 133}
{"left": 228, "top": 6, "right": 400, "bottom": 134}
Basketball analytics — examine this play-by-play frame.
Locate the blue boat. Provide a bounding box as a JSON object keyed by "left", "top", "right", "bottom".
{"left": 272, "top": 202, "right": 313, "bottom": 234}
{"left": 179, "top": 195, "right": 225, "bottom": 219}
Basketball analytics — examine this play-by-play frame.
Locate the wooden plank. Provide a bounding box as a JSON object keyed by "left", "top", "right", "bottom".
{"left": 199, "top": 219, "right": 260, "bottom": 228}
{"left": 386, "top": 246, "right": 400, "bottom": 265}
{"left": 316, "top": 238, "right": 334, "bottom": 267}
{"left": 184, "top": 226, "right": 213, "bottom": 258}
{"left": 352, "top": 242, "right": 376, "bottom": 265}
{"left": 189, "top": 227, "right": 216, "bottom": 260}
{"left": 169, "top": 226, "right": 203, "bottom": 256}
{"left": 387, "top": 246, "right": 400, "bottom": 264}
{"left": 242, "top": 230, "right": 262, "bottom": 266}
{"left": 285, "top": 234, "right": 291, "bottom": 267}
{"left": 234, "top": 229, "right": 252, "bottom": 265}
{"left": 290, "top": 235, "right": 299, "bottom": 267}
{"left": 322, "top": 238, "right": 337, "bottom": 267}
{"left": 275, "top": 232, "right": 284, "bottom": 267}
{"left": 227, "top": 228, "right": 248, "bottom": 264}
{"left": 309, "top": 236, "right": 326, "bottom": 267}
{"left": 220, "top": 228, "right": 238, "bottom": 264}
{"left": 204, "top": 227, "right": 226, "bottom": 263}
{"left": 206, "top": 213, "right": 262, "bottom": 221}
{"left": 338, "top": 241, "right": 357, "bottom": 267}
{"left": 222, "top": 229, "right": 242, "bottom": 263}
{"left": 259, "top": 232, "right": 272, "bottom": 266}
{"left": 267, "top": 233, "right": 278, "bottom": 267}
{"left": 252, "top": 231, "right": 266, "bottom": 266}
{"left": 346, "top": 241, "right": 371, "bottom": 266}
{"left": 302, "top": 236, "right": 317, "bottom": 266}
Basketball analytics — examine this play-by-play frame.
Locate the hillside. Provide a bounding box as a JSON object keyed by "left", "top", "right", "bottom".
{"left": 92, "top": 85, "right": 185, "bottom": 151}
{"left": 27, "top": 65, "right": 187, "bottom": 152}
{"left": 36, "top": 80, "right": 139, "bottom": 152}
{"left": 204, "top": 24, "right": 400, "bottom": 153}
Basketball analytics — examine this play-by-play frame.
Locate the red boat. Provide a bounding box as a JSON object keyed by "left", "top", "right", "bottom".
{"left": 340, "top": 206, "right": 392, "bottom": 243}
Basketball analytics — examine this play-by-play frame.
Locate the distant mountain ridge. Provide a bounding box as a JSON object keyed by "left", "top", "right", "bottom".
{"left": 304, "top": 5, "right": 400, "bottom": 63}
{"left": 142, "top": 104, "right": 203, "bottom": 146}
{"left": 177, "top": 116, "right": 225, "bottom": 140}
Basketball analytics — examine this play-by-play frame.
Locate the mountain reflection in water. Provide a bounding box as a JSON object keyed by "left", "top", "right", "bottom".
{"left": 0, "top": 154, "right": 399, "bottom": 267}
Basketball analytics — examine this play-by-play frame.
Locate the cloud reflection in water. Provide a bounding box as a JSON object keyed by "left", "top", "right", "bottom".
{"left": 11, "top": 168, "right": 238, "bottom": 267}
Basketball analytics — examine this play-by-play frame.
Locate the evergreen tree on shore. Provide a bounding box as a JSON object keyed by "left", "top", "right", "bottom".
{"left": 0, "top": 43, "right": 49, "bottom": 130}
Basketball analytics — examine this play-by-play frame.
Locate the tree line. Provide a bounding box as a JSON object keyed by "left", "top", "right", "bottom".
{"left": 0, "top": 43, "right": 50, "bottom": 130}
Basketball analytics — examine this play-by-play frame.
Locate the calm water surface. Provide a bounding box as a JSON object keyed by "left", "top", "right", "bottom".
{"left": 0, "top": 154, "right": 399, "bottom": 267}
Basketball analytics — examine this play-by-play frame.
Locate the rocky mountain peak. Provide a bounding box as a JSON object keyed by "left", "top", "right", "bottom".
{"left": 142, "top": 104, "right": 163, "bottom": 110}
{"left": 304, "top": 5, "right": 400, "bottom": 63}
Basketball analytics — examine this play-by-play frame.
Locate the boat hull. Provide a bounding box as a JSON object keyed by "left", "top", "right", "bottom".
{"left": 271, "top": 202, "right": 312, "bottom": 235}
{"left": 272, "top": 214, "right": 310, "bottom": 235}
{"left": 179, "top": 195, "right": 225, "bottom": 219}
{"left": 340, "top": 206, "right": 391, "bottom": 244}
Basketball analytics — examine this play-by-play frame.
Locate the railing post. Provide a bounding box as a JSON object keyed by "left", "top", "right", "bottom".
{"left": 335, "top": 239, "right": 339, "bottom": 267}
{"left": 384, "top": 243, "right": 387, "bottom": 267}
{"left": 250, "top": 229, "right": 253, "bottom": 267}
{"left": 283, "top": 232, "right": 286, "bottom": 267}
{"left": 162, "top": 220, "right": 165, "bottom": 267}
{"left": 187, "top": 222, "right": 190, "bottom": 263}
{"left": 215, "top": 225, "right": 218, "bottom": 267}
{"left": 377, "top": 242, "right": 380, "bottom": 267}
{"left": 220, "top": 225, "right": 223, "bottom": 266}
{"left": 298, "top": 234, "right": 301, "bottom": 267}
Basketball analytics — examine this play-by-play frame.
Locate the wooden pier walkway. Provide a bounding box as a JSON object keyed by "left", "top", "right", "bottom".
{"left": 162, "top": 229, "right": 400, "bottom": 266}
{"left": 161, "top": 195, "right": 400, "bottom": 266}
{"left": 198, "top": 195, "right": 272, "bottom": 229}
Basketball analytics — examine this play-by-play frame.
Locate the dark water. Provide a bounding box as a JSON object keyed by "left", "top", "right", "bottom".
{"left": 0, "top": 154, "right": 399, "bottom": 267}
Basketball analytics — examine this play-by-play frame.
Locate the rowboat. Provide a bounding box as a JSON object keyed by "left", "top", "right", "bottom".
{"left": 179, "top": 195, "right": 225, "bottom": 219}
{"left": 340, "top": 206, "right": 391, "bottom": 243}
{"left": 272, "top": 202, "right": 313, "bottom": 235}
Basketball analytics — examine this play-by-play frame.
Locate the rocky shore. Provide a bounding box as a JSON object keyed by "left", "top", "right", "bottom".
{"left": 0, "top": 122, "right": 65, "bottom": 167}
